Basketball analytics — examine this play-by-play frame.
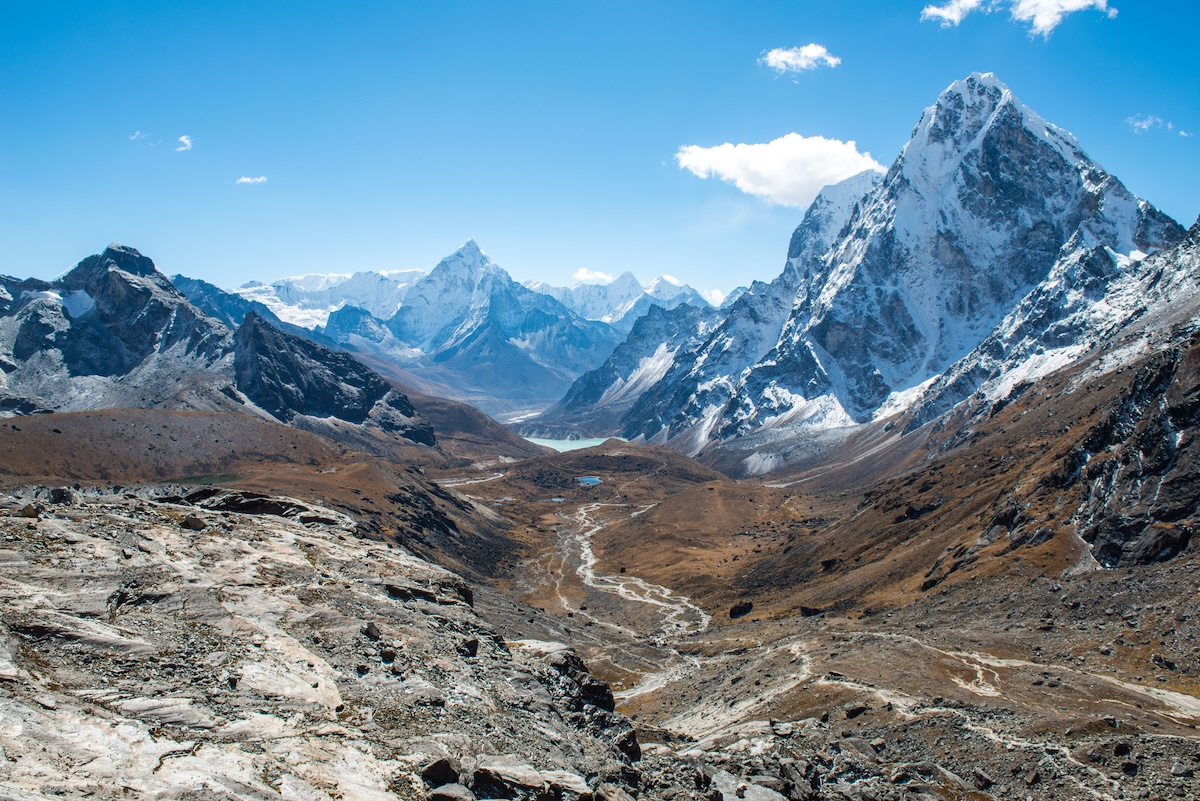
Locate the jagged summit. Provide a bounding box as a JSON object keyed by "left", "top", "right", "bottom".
{"left": 526, "top": 269, "right": 712, "bottom": 333}
{"left": 903, "top": 73, "right": 1083, "bottom": 184}
{"left": 59, "top": 243, "right": 176, "bottom": 296}
{"left": 99, "top": 243, "right": 159, "bottom": 276}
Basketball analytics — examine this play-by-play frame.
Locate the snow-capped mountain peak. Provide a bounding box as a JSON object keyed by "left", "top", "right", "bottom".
{"left": 525, "top": 270, "right": 712, "bottom": 333}
{"left": 424, "top": 239, "right": 506, "bottom": 292}
{"left": 903, "top": 72, "right": 1084, "bottom": 191}
{"left": 534, "top": 73, "right": 1187, "bottom": 470}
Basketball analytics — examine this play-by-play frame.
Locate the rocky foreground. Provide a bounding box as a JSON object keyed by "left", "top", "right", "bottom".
{"left": 0, "top": 487, "right": 634, "bottom": 800}
{"left": 3, "top": 486, "right": 1200, "bottom": 801}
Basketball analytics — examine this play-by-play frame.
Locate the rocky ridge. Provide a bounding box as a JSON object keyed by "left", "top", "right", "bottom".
{"left": 0, "top": 245, "right": 434, "bottom": 447}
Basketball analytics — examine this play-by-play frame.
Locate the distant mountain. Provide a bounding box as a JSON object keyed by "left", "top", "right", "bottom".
{"left": 536, "top": 73, "right": 1189, "bottom": 472}
{"left": 372, "top": 241, "right": 625, "bottom": 416}
{"left": 234, "top": 268, "right": 426, "bottom": 328}
{"left": 0, "top": 245, "right": 433, "bottom": 447}
{"left": 171, "top": 273, "right": 331, "bottom": 344}
{"left": 175, "top": 242, "right": 629, "bottom": 419}
{"left": 525, "top": 272, "right": 712, "bottom": 333}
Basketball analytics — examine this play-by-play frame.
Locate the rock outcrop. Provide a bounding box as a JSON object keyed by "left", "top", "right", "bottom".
{"left": 0, "top": 487, "right": 639, "bottom": 800}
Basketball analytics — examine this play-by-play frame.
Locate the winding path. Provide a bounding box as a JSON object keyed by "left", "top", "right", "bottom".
{"left": 563, "top": 503, "right": 711, "bottom": 644}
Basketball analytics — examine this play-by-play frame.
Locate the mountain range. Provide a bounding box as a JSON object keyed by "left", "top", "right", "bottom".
{"left": 0, "top": 244, "right": 435, "bottom": 450}
{"left": 178, "top": 249, "right": 714, "bottom": 418}
{"left": 176, "top": 243, "right": 714, "bottom": 419}
{"left": 524, "top": 271, "right": 713, "bottom": 333}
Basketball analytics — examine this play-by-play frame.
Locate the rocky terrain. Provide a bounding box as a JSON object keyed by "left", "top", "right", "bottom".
{"left": 0, "top": 486, "right": 639, "bottom": 800}
{"left": 8, "top": 447, "right": 1200, "bottom": 801}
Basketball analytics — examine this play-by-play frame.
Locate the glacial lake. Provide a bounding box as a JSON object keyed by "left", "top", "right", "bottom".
{"left": 523, "top": 437, "right": 624, "bottom": 452}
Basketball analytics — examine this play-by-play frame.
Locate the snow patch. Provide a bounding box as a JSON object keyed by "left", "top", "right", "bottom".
{"left": 61, "top": 289, "right": 96, "bottom": 319}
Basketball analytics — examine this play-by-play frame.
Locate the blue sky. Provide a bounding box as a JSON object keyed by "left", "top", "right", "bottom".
{"left": 2, "top": 1, "right": 1196, "bottom": 299}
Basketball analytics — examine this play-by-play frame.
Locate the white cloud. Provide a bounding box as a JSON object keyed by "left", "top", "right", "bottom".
{"left": 175, "top": 135, "right": 193, "bottom": 152}
{"left": 921, "top": 0, "right": 1116, "bottom": 36}
{"left": 236, "top": 176, "right": 268, "bottom": 185}
{"left": 1010, "top": 0, "right": 1117, "bottom": 35}
{"left": 573, "top": 268, "right": 614, "bottom": 284}
{"left": 129, "top": 130, "right": 146, "bottom": 141}
{"left": 676, "top": 133, "right": 884, "bottom": 209}
{"left": 702, "top": 288, "right": 727, "bottom": 306}
{"left": 921, "top": 0, "right": 985, "bottom": 26}
{"left": 1182, "top": 131, "right": 1194, "bottom": 138}
{"left": 760, "top": 44, "right": 841, "bottom": 75}
{"left": 1126, "top": 114, "right": 1164, "bottom": 134}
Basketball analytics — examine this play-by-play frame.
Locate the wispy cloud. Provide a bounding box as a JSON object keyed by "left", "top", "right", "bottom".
{"left": 129, "top": 130, "right": 147, "bottom": 141}
{"left": 1126, "top": 114, "right": 1191, "bottom": 137}
{"left": 236, "top": 176, "right": 268, "bottom": 185}
{"left": 702, "top": 288, "right": 727, "bottom": 306}
{"left": 573, "top": 268, "right": 614, "bottom": 284}
{"left": 921, "top": 0, "right": 1117, "bottom": 37}
{"left": 175, "top": 135, "right": 193, "bottom": 152}
{"left": 1125, "top": 114, "right": 1163, "bottom": 134}
{"left": 676, "top": 133, "right": 884, "bottom": 209}
{"left": 759, "top": 44, "right": 841, "bottom": 75}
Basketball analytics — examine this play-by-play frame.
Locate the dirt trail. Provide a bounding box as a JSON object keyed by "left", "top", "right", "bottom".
{"left": 435, "top": 472, "right": 506, "bottom": 488}
{"left": 567, "top": 503, "right": 711, "bottom": 644}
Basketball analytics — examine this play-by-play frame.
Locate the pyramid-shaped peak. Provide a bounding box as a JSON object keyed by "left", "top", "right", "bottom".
{"left": 457, "top": 239, "right": 487, "bottom": 259}
{"left": 440, "top": 239, "right": 492, "bottom": 266}
{"left": 430, "top": 239, "right": 504, "bottom": 285}
{"left": 610, "top": 271, "right": 643, "bottom": 288}
{"left": 901, "top": 72, "right": 1084, "bottom": 188}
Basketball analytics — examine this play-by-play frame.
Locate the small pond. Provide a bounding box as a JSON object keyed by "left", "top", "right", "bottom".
{"left": 523, "top": 437, "right": 625, "bottom": 452}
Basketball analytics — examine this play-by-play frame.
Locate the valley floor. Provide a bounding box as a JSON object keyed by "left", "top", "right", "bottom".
{"left": 435, "top": 452, "right": 1200, "bottom": 801}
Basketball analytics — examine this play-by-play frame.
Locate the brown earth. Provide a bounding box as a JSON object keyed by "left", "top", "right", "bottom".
{"left": 0, "top": 408, "right": 522, "bottom": 579}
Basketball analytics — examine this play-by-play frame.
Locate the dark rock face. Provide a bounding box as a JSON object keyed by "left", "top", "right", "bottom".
{"left": 28, "top": 246, "right": 227, "bottom": 377}
{"left": 1066, "top": 336, "right": 1200, "bottom": 567}
{"left": 234, "top": 312, "right": 434, "bottom": 444}
{"left": 536, "top": 648, "right": 641, "bottom": 762}
{"left": 1, "top": 245, "right": 436, "bottom": 448}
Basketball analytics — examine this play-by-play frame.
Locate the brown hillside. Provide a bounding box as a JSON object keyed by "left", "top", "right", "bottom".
{"left": 0, "top": 408, "right": 522, "bottom": 579}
